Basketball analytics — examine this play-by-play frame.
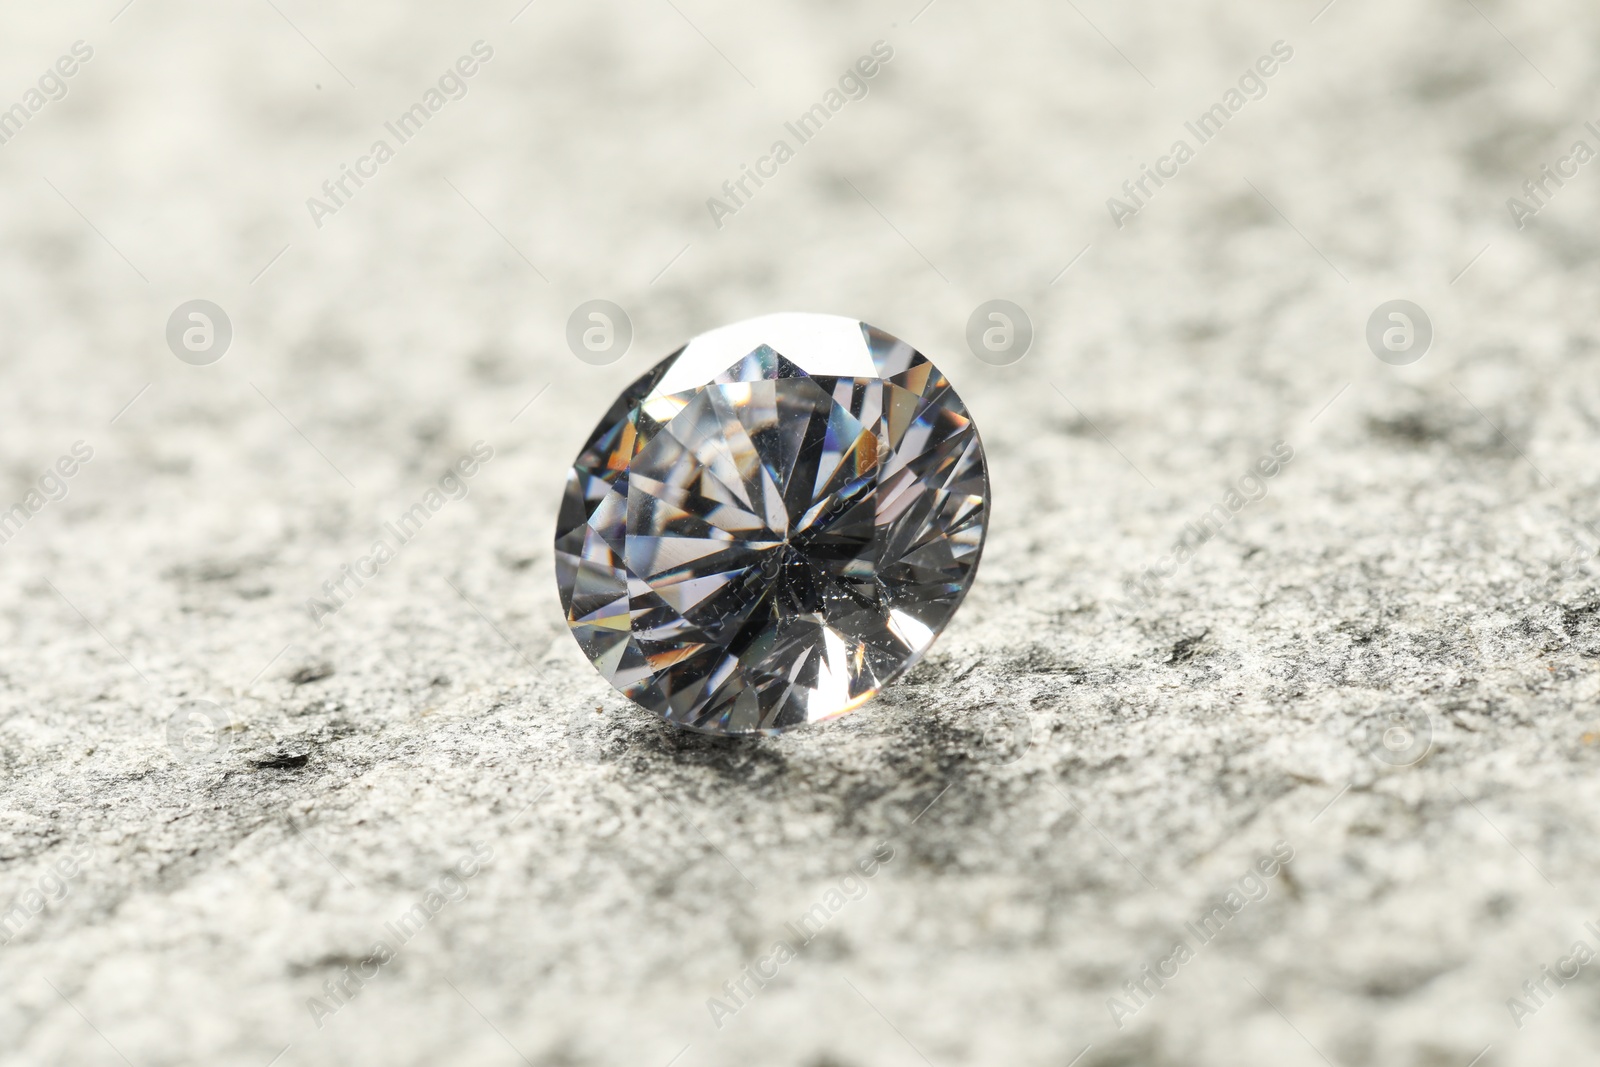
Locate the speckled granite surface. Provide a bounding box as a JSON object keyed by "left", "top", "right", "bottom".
{"left": 2, "top": 1, "right": 1599, "bottom": 1065}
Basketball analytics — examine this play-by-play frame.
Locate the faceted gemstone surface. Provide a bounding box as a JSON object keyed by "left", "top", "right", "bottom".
{"left": 554, "top": 313, "right": 988, "bottom": 735}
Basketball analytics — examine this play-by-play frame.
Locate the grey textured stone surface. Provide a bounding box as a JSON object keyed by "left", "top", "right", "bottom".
{"left": 2, "top": 2, "right": 1599, "bottom": 1065}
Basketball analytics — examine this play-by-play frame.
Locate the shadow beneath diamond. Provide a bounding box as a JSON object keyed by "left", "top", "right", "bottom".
{"left": 580, "top": 648, "right": 1062, "bottom": 867}
{"left": 588, "top": 703, "right": 792, "bottom": 787}
{"left": 638, "top": 721, "right": 790, "bottom": 782}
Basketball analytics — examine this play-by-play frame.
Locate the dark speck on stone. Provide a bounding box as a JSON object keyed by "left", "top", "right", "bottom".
{"left": 1167, "top": 631, "right": 1209, "bottom": 664}
{"left": 288, "top": 663, "right": 334, "bottom": 686}
{"left": 254, "top": 752, "right": 310, "bottom": 770}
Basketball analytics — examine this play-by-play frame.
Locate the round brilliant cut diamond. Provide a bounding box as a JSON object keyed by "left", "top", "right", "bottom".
{"left": 554, "top": 313, "right": 988, "bottom": 735}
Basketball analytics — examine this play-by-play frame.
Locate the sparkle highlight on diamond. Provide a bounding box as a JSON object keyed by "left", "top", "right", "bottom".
{"left": 554, "top": 313, "right": 988, "bottom": 735}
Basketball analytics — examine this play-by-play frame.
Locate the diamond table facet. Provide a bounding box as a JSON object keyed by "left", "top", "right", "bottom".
{"left": 554, "top": 313, "right": 989, "bottom": 735}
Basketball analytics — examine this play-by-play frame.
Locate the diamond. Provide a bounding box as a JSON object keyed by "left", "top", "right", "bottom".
{"left": 554, "top": 313, "right": 989, "bottom": 735}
